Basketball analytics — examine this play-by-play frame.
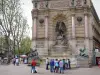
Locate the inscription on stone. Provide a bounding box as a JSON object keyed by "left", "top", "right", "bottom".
{"left": 37, "top": 41, "right": 44, "bottom": 48}
{"left": 50, "top": 0, "right": 70, "bottom": 9}
{"left": 76, "top": 40, "right": 84, "bottom": 46}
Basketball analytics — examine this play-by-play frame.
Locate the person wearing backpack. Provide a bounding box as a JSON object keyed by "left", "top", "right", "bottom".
{"left": 54, "top": 59, "right": 59, "bottom": 73}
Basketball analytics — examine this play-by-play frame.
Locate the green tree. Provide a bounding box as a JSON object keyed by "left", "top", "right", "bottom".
{"left": 0, "top": 0, "right": 29, "bottom": 57}
{"left": 17, "top": 37, "right": 31, "bottom": 55}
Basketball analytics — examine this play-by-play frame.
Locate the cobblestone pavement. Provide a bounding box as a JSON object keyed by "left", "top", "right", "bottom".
{"left": 0, "top": 64, "right": 100, "bottom": 75}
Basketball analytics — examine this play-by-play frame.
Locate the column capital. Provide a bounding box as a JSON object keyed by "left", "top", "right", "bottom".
{"left": 32, "top": 15, "right": 38, "bottom": 20}
{"left": 85, "top": 37, "right": 93, "bottom": 40}
{"left": 84, "top": 12, "right": 88, "bottom": 16}
{"left": 45, "top": 38, "right": 49, "bottom": 40}
{"left": 31, "top": 8, "right": 38, "bottom": 13}
{"left": 31, "top": 9, "right": 38, "bottom": 19}
{"left": 32, "top": 38, "right": 37, "bottom": 41}
{"left": 45, "top": 15, "right": 49, "bottom": 18}
{"left": 44, "top": 10, "right": 49, "bottom": 17}
{"left": 71, "top": 13, "right": 75, "bottom": 16}
{"left": 71, "top": 37, "right": 76, "bottom": 40}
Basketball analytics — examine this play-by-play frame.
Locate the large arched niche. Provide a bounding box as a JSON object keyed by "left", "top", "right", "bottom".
{"left": 52, "top": 14, "right": 67, "bottom": 25}
{"left": 52, "top": 14, "right": 68, "bottom": 45}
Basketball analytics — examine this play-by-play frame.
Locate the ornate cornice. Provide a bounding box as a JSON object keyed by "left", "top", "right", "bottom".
{"left": 31, "top": 9, "right": 38, "bottom": 19}
{"left": 32, "top": 37, "right": 37, "bottom": 41}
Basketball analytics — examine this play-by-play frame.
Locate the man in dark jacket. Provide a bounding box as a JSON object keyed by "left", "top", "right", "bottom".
{"left": 68, "top": 59, "right": 71, "bottom": 69}
{"left": 50, "top": 59, "right": 54, "bottom": 72}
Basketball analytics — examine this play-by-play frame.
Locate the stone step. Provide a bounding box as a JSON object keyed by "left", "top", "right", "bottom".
{"left": 77, "top": 59, "right": 89, "bottom": 68}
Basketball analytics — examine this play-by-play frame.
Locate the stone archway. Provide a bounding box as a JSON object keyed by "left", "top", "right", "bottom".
{"left": 53, "top": 14, "right": 67, "bottom": 24}
{"left": 55, "top": 21, "right": 67, "bottom": 45}
{"left": 52, "top": 14, "right": 68, "bottom": 45}
{"left": 50, "top": 14, "right": 71, "bottom": 57}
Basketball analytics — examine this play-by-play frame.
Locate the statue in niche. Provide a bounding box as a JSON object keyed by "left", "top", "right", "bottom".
{"left": 45, "top": 1, "right": 48, "bottom": 8}
{"left": 84, "top": 0, "right": 87, "bottom": 4}
{"left": 71, "top": 0, "right": 74, "bottom": 6}
{"left": 34, "top": 2, "right": 37, "bottom": 8}
{"left": 55, "top": 21, "right": 67, "bottom": 45}
{"left": 76, "top": 0, "right": 82, "bottom": 6}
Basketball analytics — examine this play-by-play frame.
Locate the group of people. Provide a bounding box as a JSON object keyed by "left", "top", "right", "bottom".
{"left": 12, "top": 57, "right": 28, "bottom": 66}
{"left": 12, "top": 58, "right": 19, "bottom": 66}
{"left": 46, "top": 58, "right": 71, "bottom": 74}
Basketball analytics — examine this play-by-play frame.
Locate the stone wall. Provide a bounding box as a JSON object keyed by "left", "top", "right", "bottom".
{"left": 31, "top": 0, "right": 100, "bottom": 67}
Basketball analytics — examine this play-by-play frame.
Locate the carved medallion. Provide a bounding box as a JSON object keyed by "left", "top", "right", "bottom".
{"left": 76, "top": 0, "right": 82, "bottom": 6}
{"left": 77, "top": 17, "right": 82, "bottom": 22}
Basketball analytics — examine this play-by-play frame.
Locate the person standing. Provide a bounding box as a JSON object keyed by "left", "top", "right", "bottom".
{"left": 19, "top": 58, "right": 22, "bottom": 64}
{"left": 63, "top": 59, "right": 65, "bottom": 70}
{"left": 59, "top": 60, "right": 64, "bottom": 74}
{"left": 54, "top": 59, "right": 59, "bottom": 73}
{"left": 12, "top": 58, "right": 16, "bottom": 66}
{"left": 65, "top": 59, "right": 68, "bottom": 69}
{"left": 46, "top": 58, "right": 49, "bottom": 70}
{"left": 31, "top": 59, "right": 37, "bottom": 73}
{"left": 15, "top": 58, "right": 19, "bottom": 66}
{"left": 50, "top": 59, "right": 54, "bottom": 73}
{"left": 68, "top": 59, "right": 71, "bottom": 69}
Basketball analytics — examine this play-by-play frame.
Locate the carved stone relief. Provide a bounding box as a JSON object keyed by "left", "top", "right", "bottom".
{"left": 76, "top": 0, "right": 82, "bottom": 7}
{"left": 55, "top": 21, "right": 67, "bottom": 45}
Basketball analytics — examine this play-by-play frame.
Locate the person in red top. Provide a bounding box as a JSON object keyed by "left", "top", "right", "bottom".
{"left": 31, "top": 59, "right": 37, "bottom": 73}
{"left": 98, "top": 59, "right": 100, "bottom": 68}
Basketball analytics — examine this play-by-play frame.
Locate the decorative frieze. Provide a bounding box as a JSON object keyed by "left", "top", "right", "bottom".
{"left": 38, "top": 0, "right": 88, "bottom": 9}
{"left": 50, "top": 0, "right": 70, "bottom": 9}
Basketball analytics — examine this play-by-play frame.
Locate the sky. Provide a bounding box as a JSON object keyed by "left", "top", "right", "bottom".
{"left": 21, "top": 0, "right": 100, "bottom": 38}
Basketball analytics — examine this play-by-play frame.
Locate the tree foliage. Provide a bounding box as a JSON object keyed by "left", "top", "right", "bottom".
{"left": 15, "top": 37, "right": 31, "bottom": 55}
{"left": 0, "top": 0, "right": 30, "bottom": 57}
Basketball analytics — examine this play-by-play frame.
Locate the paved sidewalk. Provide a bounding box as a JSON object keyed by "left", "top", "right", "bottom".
{"left": 0, "top": 64, "right": 100, "bottom": 75}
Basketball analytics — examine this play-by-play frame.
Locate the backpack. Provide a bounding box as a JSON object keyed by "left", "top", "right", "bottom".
{"left": 34, "top": 70, "right": 37, "bottom": 73}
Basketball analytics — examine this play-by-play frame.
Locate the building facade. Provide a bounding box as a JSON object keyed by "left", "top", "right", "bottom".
{"left": 31, "top": 0, "right": 100, "bottom": 67}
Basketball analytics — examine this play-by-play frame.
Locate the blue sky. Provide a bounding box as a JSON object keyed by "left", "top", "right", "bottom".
{"left": 21, "top": 0, "right": 100, "bottom": 37}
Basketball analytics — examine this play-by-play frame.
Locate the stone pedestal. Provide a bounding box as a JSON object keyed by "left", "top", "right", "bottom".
{"left": 77, "top": 56, "right": 90, "bottom": 68}
{"left": 50, "top": 45, "right": 71, "bottom": 57}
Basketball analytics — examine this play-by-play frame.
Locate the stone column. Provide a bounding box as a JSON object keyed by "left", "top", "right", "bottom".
{"left": 88, "top": 16, "right": 93, "bottom": 66}
{"left": 85, "top": 14, "right": 88, "bottom": 38}
{"left": 84, "top": 13, "right": 91, "bottom": 66}
{"left": 33, "top": 17, "right": 37, "bottom": 38}
{"left": 45, "top": 16, "right": 49, "bottom": 38}
{"left": 44, "top": 15, "right": 49, "bottom": 56}
{"left": 71, "top": 14, "right": 76, "bottom": 55}
{"left": 32, "top": 17, "right": 37, "bottom": 50}
{"left": 72, "top": 14, "right": 75, "bottom": 38}
{"left": 84, "top": 14, "right": 90, "bottom": 52}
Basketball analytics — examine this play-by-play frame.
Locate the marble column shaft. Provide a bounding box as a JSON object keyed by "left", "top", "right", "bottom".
{"left": 72, "top": 15, "right": 75, "bottom": 38}
{"left": 71, "top": 14, "right": 76, "bottom": 55}
{"left": 33, "top": 17, "right": 37, "bottom": 38}
{"left": 84, "top": 14, "right": 90, "bottom": 58}
{"left": 44, "top": 16, "right": 49, "bottom": 56}
{"left": 32, "top": 17, "right": 37, "bottom": 50}
{"left": 45, "top": 16, "right": 48, "bottom": 38}
{"left": 85, "top": 15, "right": 88, "bottom": 38}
